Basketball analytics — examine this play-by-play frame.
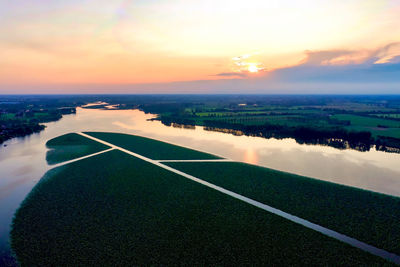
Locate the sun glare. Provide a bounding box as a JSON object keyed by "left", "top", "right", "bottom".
{"left": 248, "top": 64, "right": 259, "bottom": 73}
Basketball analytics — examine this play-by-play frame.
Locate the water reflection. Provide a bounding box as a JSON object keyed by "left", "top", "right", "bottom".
{"left": 202, "top": 126, "right": 400, "bottom": 154}
{"left": 243, "top": 148, "right": 258, "bottom": 165}
{"left": 1, "top": 107, "right": 400, "bottom": 263}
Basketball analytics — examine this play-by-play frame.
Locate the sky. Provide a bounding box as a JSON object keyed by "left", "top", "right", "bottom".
{"left": 1, "top": 0, "right": 400, "bottom": 94}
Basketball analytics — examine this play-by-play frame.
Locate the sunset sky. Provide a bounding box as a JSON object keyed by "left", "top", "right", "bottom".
{"left": 1, "top": 0, "right": 400, "bottom": 93}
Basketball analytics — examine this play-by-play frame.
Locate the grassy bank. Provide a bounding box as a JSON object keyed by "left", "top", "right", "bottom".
{"left": 165, "top": 161, "right": 400, "bottom": 255}
{"left": 11, "top": 150, "right": 390, "bottom": 266}
{"left": 85, "top": 132, "right": 221, "bottom": 160}
{"left": 46, "top": 133, "right": 110, "bottom": 164}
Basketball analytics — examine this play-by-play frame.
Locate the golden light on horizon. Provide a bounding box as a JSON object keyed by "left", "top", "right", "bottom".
{"left": 0, "top": 0, "right": 399, "bottom": 89}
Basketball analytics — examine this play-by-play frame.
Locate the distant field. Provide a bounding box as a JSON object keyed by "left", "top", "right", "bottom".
{"left": 195, "top": 111, "right": 269, "bottom": 117}
{"left": 195, "top": 109, "right": 322, "bottom": 118}
{"left": 332, "top": 114, "right": 400, "bottom": 138}
{"left": 194, "top": 112, "right": 400, "bottom": 132}
{"left": 0, "top": 112, "right": 59, "bottom": 122}
{"left": 11, "top": 150, "right": 390, "bottom": 266}
{"left": 187, "top": 114, "right": 334, "bottom": 128}
{"left": 10, "top": 132, "right": 400, "bottom": 265}
{"left": 165, "top": 161, "right": 400, "bottom": 255}
{"left": 332, "top": 114, "right": 400, "bottom": 128}
{"left": 0, "top": 113, "right": 16, "bottom": 120}
{"left": 46, "top": 133, "right": 110, "bottom": 164}
{"left": 85, "top": 132, "right": 221, "bottom": 160}
{"left": 371, "top": 114, "right": 400, "bottom": 119}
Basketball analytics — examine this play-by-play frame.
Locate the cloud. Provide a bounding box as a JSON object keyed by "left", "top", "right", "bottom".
{"left": 387, "top": 55, "right": 400, "bottom": 64}
{"left": 300, "top": 49, "right": 374, "bottom": 66}
{"left": 214, "top": 44, "right": 400, "bottom": 85}
{"left": 373, "top": 42, "right": 400, "bottom": 64}
{"left": 213, "top": 72, "right": 248, "bottom": 78}
{"left": 270, "top": 62, "right": 400, "bottom": 84}
{"left": 231, "top": 53, "right": 265, "bottom": 73}
{"left": 201, "top": 42, "right": 400, "bottom": 93}
{"left": 300, "top": 42, "right": 400, "bottom": 66}
{"left": 232, "top": 54, "right": 251, "bottom": 61}
{"left": 2, "top": 42, "right": 400, "bottom": 94}
{"left": 301, "top": 50, "right": 354, "bottom": 65}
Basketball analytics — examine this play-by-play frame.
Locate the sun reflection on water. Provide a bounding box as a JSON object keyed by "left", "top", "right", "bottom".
{"left": 243, "top": 148, "right": 258, "bottom": 165}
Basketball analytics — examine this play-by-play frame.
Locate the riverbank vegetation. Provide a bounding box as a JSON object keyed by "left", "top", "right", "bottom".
{"left": 11, "top": 149, "right": 391, "bottom": 265}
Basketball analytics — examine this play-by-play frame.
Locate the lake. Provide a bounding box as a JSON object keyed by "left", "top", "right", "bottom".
{"left": 1, "top": 106, "right": 400, "bottom": 263}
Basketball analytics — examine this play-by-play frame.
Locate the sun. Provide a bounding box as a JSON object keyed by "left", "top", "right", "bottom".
{"left": 248, "top": 64, "right": 259, "bottom": 73}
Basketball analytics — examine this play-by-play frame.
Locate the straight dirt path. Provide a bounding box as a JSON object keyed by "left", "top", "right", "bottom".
{"left": 50, "top": 148, "right": 115, "bottom": 169}
{"left": 75, "top": 132, "right": 400, "bottom": 264}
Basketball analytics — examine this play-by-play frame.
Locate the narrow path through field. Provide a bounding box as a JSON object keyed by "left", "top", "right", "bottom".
{"left": 50, "top": 148, "right": 115, "bottom": 169}
{"left": 71, "top": 132, "right": 400, "bottom": 264}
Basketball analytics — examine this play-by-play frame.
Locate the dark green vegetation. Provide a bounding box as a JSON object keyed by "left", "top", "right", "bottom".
{"left": 165, "top": 162, "right": 400, "bottom": 255}
{"left": 11, "top": 149, "right": 392, "bottom": 266}
{"left": 85, "top": 132, "right": 221, "bottom": 160}
{"left": 46, "top": 133, "right": 110, "bottom": 165}
{"left": 0, "top": 95, "right": 80, "bottom": 144}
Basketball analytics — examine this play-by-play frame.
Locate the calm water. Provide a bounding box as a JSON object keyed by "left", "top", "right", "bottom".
{"left": 1, "top": 107, "right": 400, "bottom": 261}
